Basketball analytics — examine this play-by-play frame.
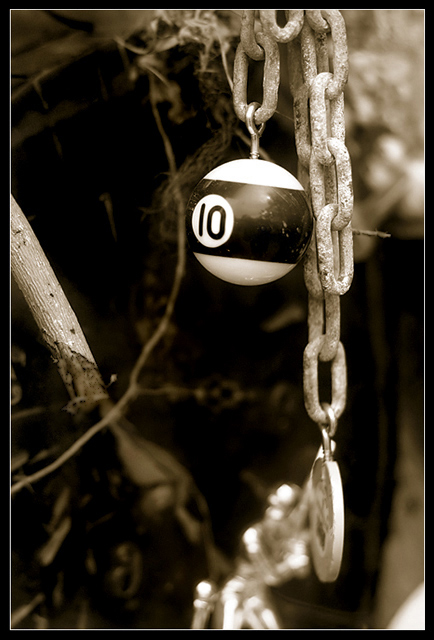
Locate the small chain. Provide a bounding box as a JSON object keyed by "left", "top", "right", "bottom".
{"left": 232, "top": 9, "right": 354, "bottom": 440}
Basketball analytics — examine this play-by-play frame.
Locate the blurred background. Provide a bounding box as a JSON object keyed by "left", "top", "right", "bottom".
{"left": 10, "top": 10, "right": 424, "bottom": 629}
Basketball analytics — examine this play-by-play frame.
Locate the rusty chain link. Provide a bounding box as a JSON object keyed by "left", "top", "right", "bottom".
{"left": 295, "top": 10, "right": 353, "bottom": 431}
{"left": 233, "top": 10, "right": 304, "bottom": 126}
{"left": 233, "top": 28, "right": 280, "bottom": 125}
{"left": 190, "top": 15, "right": 354, "bottom": 621}
{"left": 232, "top": 10, "right": 354, "bottom": 436}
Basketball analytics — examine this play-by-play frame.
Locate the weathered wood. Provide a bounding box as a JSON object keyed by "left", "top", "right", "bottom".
{"left": 10, "top": 194, "right": 108, "bottom": 412}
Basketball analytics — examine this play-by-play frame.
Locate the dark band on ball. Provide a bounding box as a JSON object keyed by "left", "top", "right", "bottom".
{"left": 186, "top": 179, "right": 312, "bottom": 264}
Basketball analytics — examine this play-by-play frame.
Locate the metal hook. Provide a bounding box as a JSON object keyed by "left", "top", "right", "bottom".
{"left": 246, "top": 102, "right": 266, "bottom": 159}
{"left": 321, "top": 402, "right": 338, "bottom": 437}
{"left": 320, "top": 426, "right": 332, "bottom": 461}
{"left": 320, "top": 402, "right": 337, "bottom": 461}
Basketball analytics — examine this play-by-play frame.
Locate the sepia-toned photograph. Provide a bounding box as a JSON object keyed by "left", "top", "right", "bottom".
{"left": 10, "top": 9, "right": 424, "bottom": 630}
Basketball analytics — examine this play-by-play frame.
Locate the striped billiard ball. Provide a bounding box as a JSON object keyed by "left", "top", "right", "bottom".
{"left": 185, "top": 159, "right": 313, "bottom": 286}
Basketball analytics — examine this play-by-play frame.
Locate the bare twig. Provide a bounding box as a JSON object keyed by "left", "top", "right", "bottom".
{"left": 352, "top": 228, "right": 391, "bottom": 239}
{"left": 11, "top": 74, "right": 187, "bottom": 495}
{"left": 10, "top": 195, "right": 109, "bottom": 413}
{"left": 10, "top": 405, "right": 118, "bottom": 495}
{"left": 129, "top": 74, "right": 186, "bottom": 391}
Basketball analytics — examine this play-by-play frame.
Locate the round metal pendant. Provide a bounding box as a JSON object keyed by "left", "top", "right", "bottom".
{"left": 309, "top": 457, "right": 344, "bottom": 583}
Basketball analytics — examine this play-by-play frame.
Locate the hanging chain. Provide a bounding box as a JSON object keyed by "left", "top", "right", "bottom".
{"left": 233, "top": 9, "right": 353, "bottom": 440}
{"left": 289, "top": 10, "right": 353, "bottom": 438}
{"left": 233, "top": 10, "right": 304, "bottom": 126}
{"left": 191, "top": 11, "right": 354, "bottom": 628}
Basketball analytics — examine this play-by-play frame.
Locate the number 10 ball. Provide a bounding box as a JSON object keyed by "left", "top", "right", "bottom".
{"left": 185, "top": 159, "right": 313, "bottom": 286}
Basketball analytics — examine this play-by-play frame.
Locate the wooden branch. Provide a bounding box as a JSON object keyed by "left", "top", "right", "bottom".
{"left": 10, "top": 194, "right": 108, "bottom": 412}
{"left": 10, "top": 82, "right": 188, "bottom": 494}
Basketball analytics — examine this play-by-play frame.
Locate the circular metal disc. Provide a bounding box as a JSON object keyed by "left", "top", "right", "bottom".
{"left": 310, "top": 457, "right": 344, "bottom": 583}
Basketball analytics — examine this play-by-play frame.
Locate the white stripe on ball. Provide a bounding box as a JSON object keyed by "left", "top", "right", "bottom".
{"left": 204, "top": 159, "right": 304, "bottom": 191}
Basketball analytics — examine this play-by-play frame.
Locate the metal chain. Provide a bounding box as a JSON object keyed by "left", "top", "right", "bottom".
{"left": 292, "top": 10, "right": 353, "bottom": 435}
{"left": 233, "top": 10, "right": 303, "bottom": 126}
{"left": 190, "top": 13, "right": 354, "bottom": 626}
{"left": 232, "top": 9, "right": 354, "bottom": 441}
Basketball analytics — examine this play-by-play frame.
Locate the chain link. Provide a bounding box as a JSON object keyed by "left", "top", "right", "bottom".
{"left": 190, "top": 16, "right": 354, "bottom": 622}
{"left": 233, "top": 27, "right": 280, "bottom": 125}
{"left": 259, "top": 10, "right": 304, "bottom": 43}
{"left": 232, "top": 10, "right": 354, "bottom": 438}
{"left": 296, "top": 11, "right": 353, "bottom": 436}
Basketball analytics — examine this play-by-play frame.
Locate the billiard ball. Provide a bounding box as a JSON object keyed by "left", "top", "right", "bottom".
{"left": 185, "top": 159, "right": 313, "bottom": 286}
